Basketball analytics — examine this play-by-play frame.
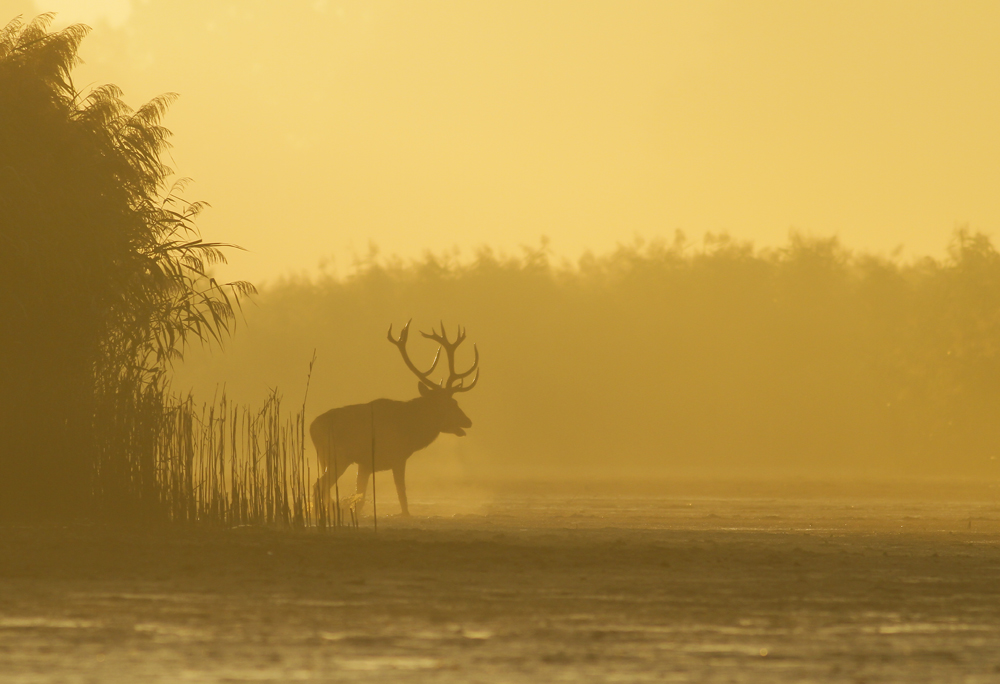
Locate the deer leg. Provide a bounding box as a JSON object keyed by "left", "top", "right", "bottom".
{"left": 392, "top": 462, "right": 410, "bottom": 517}
{"left": 313, "top": 470, "right": 331, "bottom": 519}
{"left": 314, "top": 457, "right": 351, "bottom": 521}
{"left": 351, "top": 463, "right": 372, "bottom": 515}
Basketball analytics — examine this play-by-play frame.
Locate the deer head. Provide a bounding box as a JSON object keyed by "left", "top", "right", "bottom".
{"left": 387, "top": 320, "right": 479, "bottom": 436}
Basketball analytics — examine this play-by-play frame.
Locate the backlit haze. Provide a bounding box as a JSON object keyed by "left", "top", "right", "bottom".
{"left": 28, "top": 0, "right": 1000, "bottom": 285}
{"left": 7, "top": 10, "right": 1000, "bottom": 681}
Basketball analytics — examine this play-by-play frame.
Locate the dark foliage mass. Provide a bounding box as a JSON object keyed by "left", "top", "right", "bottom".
{"left": 0, "top": 15, "right": 252, "bottom": 520}
{"left": 176, "top": 231, "right": 1000, "bottom": 481}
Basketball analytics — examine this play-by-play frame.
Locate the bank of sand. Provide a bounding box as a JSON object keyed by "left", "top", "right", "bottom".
{"left": 1, "top": 483, "right": 999, "bottom": 682}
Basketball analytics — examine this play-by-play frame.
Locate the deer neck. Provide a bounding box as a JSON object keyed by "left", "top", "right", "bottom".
{"left": 403, "top": 395, "right": 445, "bottom": 449}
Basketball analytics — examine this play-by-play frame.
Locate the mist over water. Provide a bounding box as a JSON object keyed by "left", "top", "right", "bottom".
{"left": 174, "top": 231, "right": 1000, "bottom": 487}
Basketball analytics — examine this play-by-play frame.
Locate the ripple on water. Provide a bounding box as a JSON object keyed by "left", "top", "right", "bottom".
{"left": 0, "top": 617, "right": 100, "bottom": 629}
{"left": 334, "top": 656, "right": 446, "bottom": 671}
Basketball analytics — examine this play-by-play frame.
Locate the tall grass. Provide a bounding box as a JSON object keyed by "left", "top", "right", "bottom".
{"left": 95, "top": 349, "right": 359, "bottom": 528}
{"left": 99, "top": 386, "right": 359, "bottom": 528}
{"left": 155, "top": 391, "right": 310, "bottom": 526}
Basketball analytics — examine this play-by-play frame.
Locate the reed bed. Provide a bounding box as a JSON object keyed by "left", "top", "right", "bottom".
{"left": 156, "top": 391, "right": 302, "bottom": 526}
{"left": 95, "top": 385, "right": 357, "bottom": 529}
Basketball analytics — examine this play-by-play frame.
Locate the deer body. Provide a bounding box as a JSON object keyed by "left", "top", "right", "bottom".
{"left": 312, "top": 321, "right": 479, "bottom": 518}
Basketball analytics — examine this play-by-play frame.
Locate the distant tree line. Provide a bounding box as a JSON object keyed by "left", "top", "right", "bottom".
{"left": 0, "top": 15, "right": 251, "bottom": 520}
{"left": 176, "top": 231, "right": 1000, "bottom": 481}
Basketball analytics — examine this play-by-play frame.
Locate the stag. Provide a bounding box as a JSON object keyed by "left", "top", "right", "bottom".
{"left": 311, "top": 320, "right": 479, "bottom": 518}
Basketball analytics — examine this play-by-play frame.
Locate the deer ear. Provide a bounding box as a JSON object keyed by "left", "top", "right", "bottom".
{"left": 418, "top": 382, "right": 433, "bottom": 397}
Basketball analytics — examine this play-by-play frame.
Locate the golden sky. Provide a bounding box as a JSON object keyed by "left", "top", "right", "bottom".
{"left": 27, "top": 0, "right": 1000, "bottom": 284}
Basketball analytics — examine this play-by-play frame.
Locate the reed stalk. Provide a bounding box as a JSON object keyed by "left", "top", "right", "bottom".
{"left": 93, "top": 383, "right": 335, "bottom": 528}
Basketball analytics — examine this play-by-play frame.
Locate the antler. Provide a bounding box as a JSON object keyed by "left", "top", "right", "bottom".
{"left": 421, "top": 321, "right": 479, "bottom": 393}
{"left": 387, "top": 319, "right": 442, "bottom": 389}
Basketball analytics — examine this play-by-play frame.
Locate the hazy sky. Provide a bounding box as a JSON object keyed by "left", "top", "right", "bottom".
{"left": 25, "top": 0, "right": 1000, "bottom": 284}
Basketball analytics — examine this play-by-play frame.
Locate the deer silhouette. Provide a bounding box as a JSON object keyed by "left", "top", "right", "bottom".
{"left": 311, "top": 320, "right": 479, "bottom": 518}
